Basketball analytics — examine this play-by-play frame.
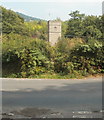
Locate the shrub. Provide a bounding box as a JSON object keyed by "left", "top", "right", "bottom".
{"left": 70, "top": 41, "right": 104, "bottom": 74}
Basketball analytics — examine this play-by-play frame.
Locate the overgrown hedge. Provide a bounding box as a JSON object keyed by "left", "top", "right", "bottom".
{"left": 2, "top": 34, "right": 104, "bottom": 78}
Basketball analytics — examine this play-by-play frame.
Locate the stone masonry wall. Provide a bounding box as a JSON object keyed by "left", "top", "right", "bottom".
{"left": 48, "top": 21, "right": 61, "bottom": 46}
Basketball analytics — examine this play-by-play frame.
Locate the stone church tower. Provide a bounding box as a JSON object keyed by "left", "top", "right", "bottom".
{"left": 48, "top": 20, "right": 61, "bottom": 46}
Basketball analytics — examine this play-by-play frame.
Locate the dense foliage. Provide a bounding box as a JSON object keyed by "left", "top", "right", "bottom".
{"left": 2, "top": 7, "right": 104, "bottom": 78}
{"left": 65, "top": 11, "right": 103, "bottom": 41}
{"left": 2, "top": 33, "right": 54, "bottom": 77}
{"left": 2, "top": 7, "right": 29, "bottom": 35}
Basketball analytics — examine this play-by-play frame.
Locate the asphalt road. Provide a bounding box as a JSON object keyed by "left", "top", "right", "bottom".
{"left": 1, "top": 77, "right": 103, "bottom": 118}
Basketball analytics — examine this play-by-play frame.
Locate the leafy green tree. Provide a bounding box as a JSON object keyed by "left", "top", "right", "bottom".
{"left": 66, "top": 11, "right": 102, "bottom": 41}
{"left": 100, "top": 15, "right": 104, "bottom": 38}
{"left": 66, "top": 11, "right": 85, "bottom": 38}
{"left": 69, "top": 10, "right": 85, "bottom": 20}
{"left": 82, "top": 15, "right": 102, "bottom": 41}
{"left": 1, "top": 6, "right": 29, "bottom": 35}
{"left": 82, "top": 26, "right": 102, "bottom": 42}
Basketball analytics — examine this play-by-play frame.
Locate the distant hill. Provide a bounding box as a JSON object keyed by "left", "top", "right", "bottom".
{"left": 16, "top": 12, "right": 43, "bottom": 21}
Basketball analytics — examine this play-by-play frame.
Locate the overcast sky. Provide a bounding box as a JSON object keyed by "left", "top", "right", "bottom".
{"left": 1, "top": 0, "right": 104, "bottom": 21}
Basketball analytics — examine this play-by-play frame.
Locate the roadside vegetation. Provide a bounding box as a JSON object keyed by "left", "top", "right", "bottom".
{"left": 2, "top": 6, "right": 104, "bottom": 78}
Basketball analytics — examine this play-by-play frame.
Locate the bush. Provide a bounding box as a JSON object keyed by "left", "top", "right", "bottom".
{"left": 2, "top": 34, "right": 55, "bottom": 77}
{"left": 19, "top": 48, "right": 51, "bottom": 77}
{"left": 69, "top": 41, "right": 104, "bottom": 74}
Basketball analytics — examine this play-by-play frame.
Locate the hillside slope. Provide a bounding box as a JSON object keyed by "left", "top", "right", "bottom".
{"left": 16, "top": 12, "right": 42, "bottom": 21}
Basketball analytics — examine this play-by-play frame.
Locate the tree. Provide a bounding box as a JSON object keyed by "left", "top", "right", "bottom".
{"left": 69, "top": 10, "right": 85, "bottom": 20}
{"left": 82, "top": 26, "right": 102, "bottom": 42}
{"left": 1, "top": 6, "right": 29, "bottom": 35}
{"left": 66, "top": 11, "right": 85, "bottom": 38}
{"left": 66, "top": 11, "right": 102, "bottom": 41}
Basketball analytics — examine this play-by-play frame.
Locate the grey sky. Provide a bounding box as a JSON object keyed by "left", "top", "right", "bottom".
{"left": 1, "top": 1, "right": 103, "bottom": 21}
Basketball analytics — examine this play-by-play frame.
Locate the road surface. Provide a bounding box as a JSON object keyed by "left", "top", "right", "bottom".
{"left": 1, "top": 77, "right": 103, "bottom": 118}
